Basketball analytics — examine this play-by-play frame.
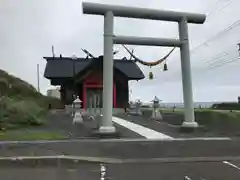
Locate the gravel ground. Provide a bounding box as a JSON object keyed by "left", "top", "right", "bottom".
{"left": 29, "top": 112, "right": 143, "bottom": 139}
{"left": 115, "top": 113, "right": 232, "bottom": 138}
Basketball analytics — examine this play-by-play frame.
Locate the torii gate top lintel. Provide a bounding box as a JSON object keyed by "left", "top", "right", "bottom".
{"left": 82, "top": 2, "right": 206, "bottom": 24}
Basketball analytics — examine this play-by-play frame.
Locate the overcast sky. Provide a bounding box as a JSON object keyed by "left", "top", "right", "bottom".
{"left": 1, "top": 0, "right": 240, "bottom": 103}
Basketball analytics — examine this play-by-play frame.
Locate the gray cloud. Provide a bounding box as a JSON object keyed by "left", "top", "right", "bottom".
{"left": 1, "top": 0, "right": 240, "bottom": 102}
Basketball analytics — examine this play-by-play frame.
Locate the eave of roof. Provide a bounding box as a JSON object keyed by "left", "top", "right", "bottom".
{"left": 43, "top": 57, "right": 145, "bottom": 81}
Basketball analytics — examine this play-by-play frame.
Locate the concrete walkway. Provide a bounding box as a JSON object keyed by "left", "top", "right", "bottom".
{"left": 112, "top": 116, "right": 174, "bottom": 140}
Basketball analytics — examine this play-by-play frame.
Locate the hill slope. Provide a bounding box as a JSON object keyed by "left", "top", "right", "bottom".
{"left": 0, "top": 69, "right": 62, "bottom": 130}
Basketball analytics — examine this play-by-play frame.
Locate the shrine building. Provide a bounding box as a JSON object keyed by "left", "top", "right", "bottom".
{"left": 44, "top": 55, "right": 145, "bottom": 109}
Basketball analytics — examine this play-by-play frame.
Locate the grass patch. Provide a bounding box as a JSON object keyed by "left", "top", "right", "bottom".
{"left": 195, "top": 110, "right": 240, "bottom": 134}
{"left": 212, "top": 102, "right": 240, "bottom": 110}
{"left": 0, "top": 97, "right": 46, "bottom": 130}
{"left": 0, "top": 69, "right": 63, "bottom": 131}
{"left": 159, "top": 108, "right": 212, "bottom": 113}
{"left": 141, "top": 107, "right": 185, "bottom": 116}
{"left": 141, "top": 107, "right": 240, "bottom": 135}
{"left": 0, "top": 130, "right": 66, "bottom": 141}
{"left": 160, "top": 108, "right": 184, "bottom": 113}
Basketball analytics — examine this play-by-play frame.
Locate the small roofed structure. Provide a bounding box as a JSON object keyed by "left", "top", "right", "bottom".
{"left": 44, "top": 55, "right": 145, "bottom": 109}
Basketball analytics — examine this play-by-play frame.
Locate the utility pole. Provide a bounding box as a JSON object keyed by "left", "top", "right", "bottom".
{"left": 237, "top": 43, "right": 240, "bottom": 57}
{"left": 52, "top": 46, "right": 55, "bottom": 57}
{"left": 72, "top": 55, "right": 77, "bottom": 100}
{"left": 37, "top": 64, "right": 40, "bottom": 92}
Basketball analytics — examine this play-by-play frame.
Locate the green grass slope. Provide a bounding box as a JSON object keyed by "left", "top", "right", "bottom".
{"left": 142, "top": 108, "right": 240, "bottom": 136}
{"left": 0, "top": 69, "right": 62, "bottom": 130}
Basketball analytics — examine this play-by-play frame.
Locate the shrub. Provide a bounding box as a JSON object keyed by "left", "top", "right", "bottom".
{"left": 141, "top": 108, "right": 240, "bottom": 135}
{"left": 8, "top": 82, "right": 41, "bottom": 98}
{"left": 0, "top": 97, "right": 46, "bottom": 129}
{"left": 0, "top": 78, "right": 9, "bottom": 96}
{"left": 195, "top": 110, "right": 240, "bottom": 133}
{"left": 211, "top": 102, "right": 240, "bottom": 110}
{"left": 141, "top": 105, "right": 151, "bottom": 108}
{"left": 0, "top": 69, "right": 40, "bottom": 99}
{"left": 0, "top": 70, "right": 35, "bottom": 89}
{"left": 36, "top": 96, "right": 64, "bottom": 109}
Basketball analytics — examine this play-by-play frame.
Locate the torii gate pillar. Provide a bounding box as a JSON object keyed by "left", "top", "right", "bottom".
{"left": 179, "top": 18, "right": 198, "bottom": 128}
{"left": 82, "top": 2, "right": 206, "bottom": 133}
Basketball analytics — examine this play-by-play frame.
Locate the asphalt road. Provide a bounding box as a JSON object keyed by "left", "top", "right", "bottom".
{"left": 0, "top": 162, "right": 100, "bottom": 180}
{"left": 106, "top": 160, "right": 240, "bottom": 180}
{"left": 1, "top": 139, "right": 240, "bottom": 158}
{"left": 1, "top": 160, "right": 240, "bottom": 180}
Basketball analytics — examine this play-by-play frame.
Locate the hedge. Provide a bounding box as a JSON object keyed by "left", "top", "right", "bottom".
{"left": 212, "top": 103, "right": 240, "bottom": 110}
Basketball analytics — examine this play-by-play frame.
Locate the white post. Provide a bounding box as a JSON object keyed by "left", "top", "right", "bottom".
{"left": 89, "top": 97, "right": 93, "bottom": 116}
{"left": 93, "top": 94, "right": 97, "bottom": 116}
{"left": 37, "top": 64, "right": 40, "bottom": 92}
{"left": 97, "top": 94, "right": 101, "bottom": 115}
{"left": 71, "top": 103, "right": 74, "bottom": 117}
{"left": 179, "top": 18, "right": 198, "bottom": 128}
{"left": 99, "top": 11, "right": 116, "bottom": 133}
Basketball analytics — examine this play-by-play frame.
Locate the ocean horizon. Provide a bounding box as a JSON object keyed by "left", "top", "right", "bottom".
{"left": 142, "top": 101, "right": 237, "bottom": 108}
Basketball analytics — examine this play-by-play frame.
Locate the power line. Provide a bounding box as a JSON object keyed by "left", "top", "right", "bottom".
{"left": 204, "top": 52, "right": 229, "bottom": 64}
{"left": 167, "top": 0, "right": 236, "bottom": 52}
{"left": 192, "top": 47, "right": 239, "bottom": 72}
{"left": 203, "top": 46, "right": 234, "bottom": 65}
{"left": 136, "top": 1, "right": 238, "bottom": 84}
{"left": 207, "top": 54, "right": 230, "bottom": 67}
{"left": 190, "top": 18, "right": 240, "bottom": 55}
{"left": 206, "top": 0, "right": 222, "bottom": 17}
{"left": 148, "top": 56, "right": 240, "bottom": 85}
{"left": 139, "top": 1, "right": 237, "bottom": 61}
{"left": 206, "top": 0, "right": 234, "bottom": 20}
{"left": 156, "top": 47, "right": 239, "bottom": 84}
{"left": 207, "top": 56, "right": 240, "bottom": 69}
{"left": 191, "top": 44, "right": 238, "bottom": 71}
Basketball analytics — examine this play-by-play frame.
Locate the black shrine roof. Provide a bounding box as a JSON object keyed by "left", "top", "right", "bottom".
{"left": 43, "top": 56, "right": 145, "bottom": 80}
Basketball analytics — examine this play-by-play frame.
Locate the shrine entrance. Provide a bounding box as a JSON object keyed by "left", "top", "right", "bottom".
{"left": 86, "top": 88, "right": 102, "bottom": 108}
{"left": 82, "top": 71, "right": 117, "bottom": 109}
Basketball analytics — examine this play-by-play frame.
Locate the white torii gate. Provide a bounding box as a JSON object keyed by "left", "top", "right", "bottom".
{"left": 82, "top": 2, "right": 206, "bottom": 134}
